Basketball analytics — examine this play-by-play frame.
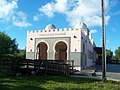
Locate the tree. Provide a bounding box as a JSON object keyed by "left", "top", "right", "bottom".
{"left": 16, "top": 49, "right": 26, "bottom": 59}
{"left": 115, "top": 47, "right": 120, "bottom": 60}
{"left": 0, "top": 31, "right": 18, "bottom": 57}
{"left": 106, "top": 49, "right": 113, "bottom": 61}
{"left": 111, "top": 55, "right": 118, "bottom": 60}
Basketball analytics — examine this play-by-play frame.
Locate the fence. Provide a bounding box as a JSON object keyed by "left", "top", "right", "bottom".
{"left": 0, "top": 57, "right": 17, "bottom": 76}
{"left": 17, "top": 59, "right": 74, "bottom": 76}
{"left": 0, "top": 58, "right": 74, "bottom": 76}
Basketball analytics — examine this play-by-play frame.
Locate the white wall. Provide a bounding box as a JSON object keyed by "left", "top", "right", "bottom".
{"left": 26, "top": 28, "right": 82, "bottom": 53}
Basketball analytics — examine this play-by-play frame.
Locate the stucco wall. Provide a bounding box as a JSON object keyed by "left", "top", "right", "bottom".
{"left": 70, "top": 52, "right": 81, "bottom": 67}
{"left": 26, "top": 52, "right": 35, "bottom": 59}
{"left": 26, "top": 28, "right": 81, "bottom": 53}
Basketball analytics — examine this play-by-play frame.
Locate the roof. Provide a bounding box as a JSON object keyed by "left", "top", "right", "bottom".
{"left": 94, "top": 47, "right": 102, "bottom": 54}
{"left": 75, "top": 22, "right": 87, "bottom": 28}
{"left": 45, "top": 24, "right": 56, "bottom": 30}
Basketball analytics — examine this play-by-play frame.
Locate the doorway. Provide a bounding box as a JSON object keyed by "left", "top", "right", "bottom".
{"left": 37, "top": 42, "right": 48, "bottom": 60}
{"left": 55, "top": 41, "right": 67, "bottom": 60}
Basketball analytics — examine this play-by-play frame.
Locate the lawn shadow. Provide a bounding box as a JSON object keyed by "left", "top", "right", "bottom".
{"left": 54, "top": 87, "right": 92, "bottom": 90}
{"left": 36, "top": 75, "right": 100, "bottom": 84}
{"left": 0, "top": 84, "right": 13, "bottom": 90}
{"left": 0, "top": 84, "right": 45, "bottom": 90}
{"left": 13, "top": 84, "right": 45, "bottom": 90}
{"left": 0, "top": 81, "right": 45, "bottom": 90}
{"left": 0, "top": 76, "right": 100, "bottom": 90}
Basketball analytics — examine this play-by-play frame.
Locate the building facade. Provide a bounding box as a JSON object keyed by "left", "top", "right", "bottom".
{"left": 26, "top": 22, "right": 96, "bottom": 71}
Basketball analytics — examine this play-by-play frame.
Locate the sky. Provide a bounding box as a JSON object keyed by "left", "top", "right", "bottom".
{"left": 0, "top": 0, "right": 120, "bottom": 54}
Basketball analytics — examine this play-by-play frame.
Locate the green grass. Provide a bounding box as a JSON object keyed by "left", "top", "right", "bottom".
{"left": 0, "top": 76, "right": 120, "bottom": 90}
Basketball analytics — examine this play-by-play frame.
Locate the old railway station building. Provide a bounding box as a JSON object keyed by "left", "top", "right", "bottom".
{"left": 26, "top": 22, "right": 97, "bottom": 71}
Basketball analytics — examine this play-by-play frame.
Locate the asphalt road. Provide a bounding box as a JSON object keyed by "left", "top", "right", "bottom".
{"left": 99, "top": 64, "right": 120, "bottom": 81}
{"left": 80, "top": 64, "right": 120, "bottom": 81}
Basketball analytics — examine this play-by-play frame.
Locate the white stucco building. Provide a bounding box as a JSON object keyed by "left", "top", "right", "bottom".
{"left": 26, "top": 22, "right": 96, "bottom": 71}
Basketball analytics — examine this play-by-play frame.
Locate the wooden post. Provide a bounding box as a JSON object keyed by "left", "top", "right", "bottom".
{"left": 26, "top": 60, "right": 29, "bottom": 75}
{"left": 72, "top": 60, "right": 74, "bottom": 70}
{"left": 45, "top": 61, "right": 47, "bottom": 76}
{"left": 101, "top": 0, "right": 106, "bottom": 81}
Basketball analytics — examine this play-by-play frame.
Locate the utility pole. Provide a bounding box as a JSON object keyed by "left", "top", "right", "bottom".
{"left": 101, "top": 0, "right": 106, "bottom": 81}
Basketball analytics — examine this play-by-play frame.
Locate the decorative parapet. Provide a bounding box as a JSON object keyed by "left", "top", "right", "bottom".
{"left": 27, "top": 28, "right": 80, "bottom": 34}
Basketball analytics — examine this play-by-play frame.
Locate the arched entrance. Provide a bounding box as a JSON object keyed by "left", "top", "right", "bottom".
{"left": 55, "top": 41, "right": 67, "bottom": 60}
{"left": 37, "top": 42, "right": 48, "bottom": 60}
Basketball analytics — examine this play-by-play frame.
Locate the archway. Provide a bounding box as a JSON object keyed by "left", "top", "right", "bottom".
{"left": 37, "top": 42, "right": 48, "bottom": 60}
{"left": 55, "top": 41, "right": 67, "bottom": 60}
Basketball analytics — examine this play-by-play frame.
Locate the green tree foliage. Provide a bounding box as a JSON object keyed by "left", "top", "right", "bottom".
{"left": 0, "top": 31, "right": 18, "bottom": 57}
{"left": 16, "top": 49, "right": 26, "bottom": 59}
{"left": 115, "top": 47, "right": 120, "bottom": 60}
{"left": 106, "top": 49, "right": 113, "bottom": 61}
{"left": 111, "top": 55, "right": 118, "bottom": 60}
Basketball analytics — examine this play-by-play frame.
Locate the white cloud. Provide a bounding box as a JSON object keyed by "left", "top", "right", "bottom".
{"left": 37, "top": 0, "right": 111, "bottom": 27}
{"left": 64, "top": 0, "right": 110, "bottom": 27}
{"left": 17, "top": 11, "right": 27, "bottom": 20}
{"left": 105, "top": 16, "right": 111, "bottom": 25}
{"left": 13, "top": 21, "right": 32, "bottom": 27}
{"left": 54, "top": 0, "right": 68, "bottom": 13}
{"left": 0, "top": 0, "right": 32, "bottom": 28}
{"left": 0, "top": 0, "right": 18, "bottom": 20}
{"left": 33, "top": 14, "right": 43, "bottom": 21}
{"left": 39, "top": 3, "right": 54, "bottom": 18}
{"left": 90, "top": 29, "right": 97, "bottom": 34}
{"left": 39, "top": 0, "right": 68, "bottom": 18}
{"left": 12, "top": 11, "right": 32, "bottom": 27}
{"left": 33, "top": 15, "right": 39, "bottom": 21}
{"left": 107, "top": 0, "right": 120, "bottom": 13}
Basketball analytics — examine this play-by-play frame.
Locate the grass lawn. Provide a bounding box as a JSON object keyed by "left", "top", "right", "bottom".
{"left": 0, "top": 76, "right": 120, "bottom": 90}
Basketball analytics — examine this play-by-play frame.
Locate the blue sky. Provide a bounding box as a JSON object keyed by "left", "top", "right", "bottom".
{"left": 0, "top": 0, "right": 120, "bottom": 54}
